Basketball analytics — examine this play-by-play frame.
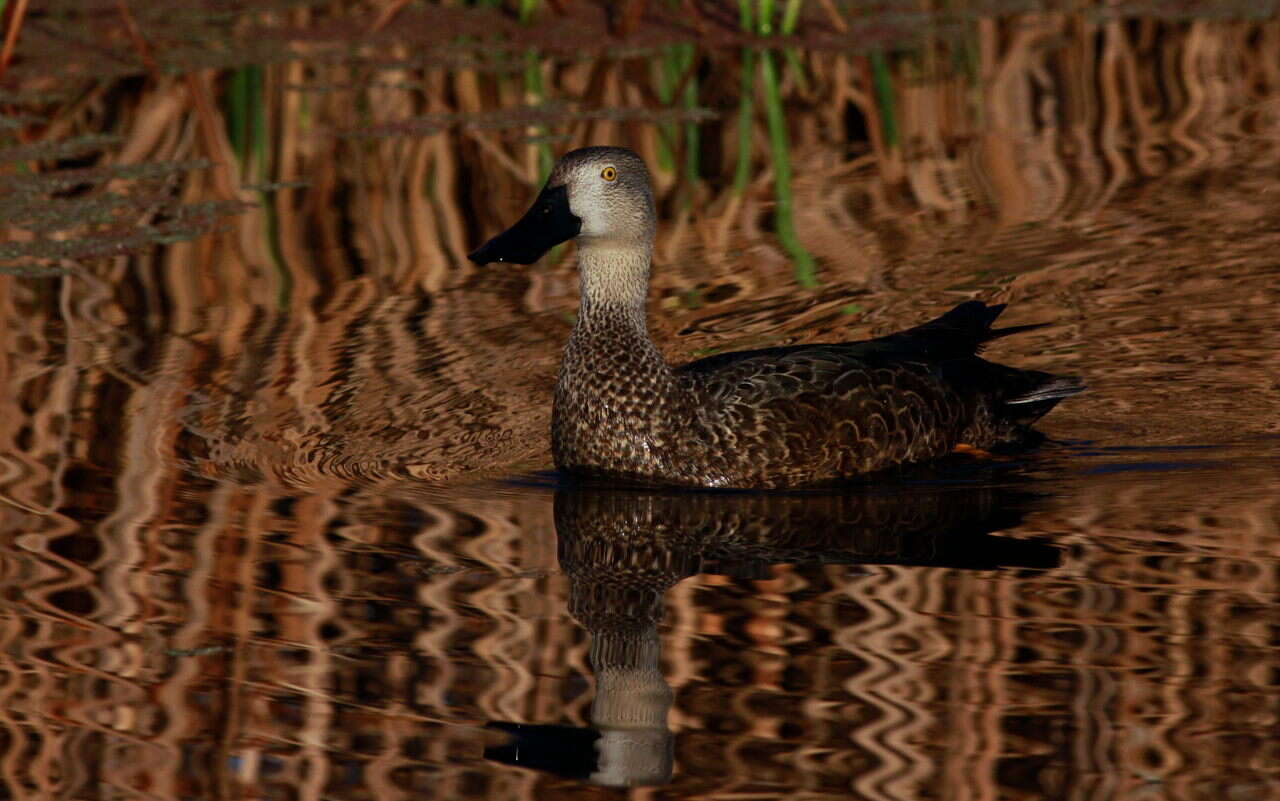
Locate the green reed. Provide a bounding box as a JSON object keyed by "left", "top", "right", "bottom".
{"left": 746, "top": 0, "right": 818, "bottom": 287}
{"left": 522, "top": 53, "right": 554, "bottom": 182}
{"left": 679, "top": 46, "right": 701, "bottom": 203}
{"left": 756, "top": 0, "right": 775, "bottom": 33}
{"left": 869, "top": 52, "right": 898, "bottom": 149}
{"left": 760, "top": 49, "right": 816, "bottom": 287}
{"left": 515, "top": 1, "right": 554, "bottom": 181}
{"left": 780, "top": 0, "right": 802, "bottom": 33}
{"left": 513, "top": 0, "right": 560, "bottom": 262}
{"left": 731, "top": 49, "right": 755, "bottom": 197}
{"left": 225, "top": 65, "right": 265, "bottom": 178}
{"left": 657, "top": 43, "right": 699, "bottom": 201}
{"left": 656, "top": 47, "right": 679, "bottom": 173}
{"left": 780, "top": 0, "right": 808, "bottom": 92}
{"left": 224, "top": 65, "right": 290, "bottom": 304}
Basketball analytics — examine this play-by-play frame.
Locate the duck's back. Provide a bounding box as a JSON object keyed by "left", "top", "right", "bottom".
{"left": 667, "top": 301, "right": 1082, "bottom": 487}
{"left": 676, "top": 345, "right": 959, "bottom": 485}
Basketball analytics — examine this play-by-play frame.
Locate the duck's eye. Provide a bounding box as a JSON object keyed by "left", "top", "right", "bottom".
{"left": 601, "top": 166, "right": 617, "bottom": 182}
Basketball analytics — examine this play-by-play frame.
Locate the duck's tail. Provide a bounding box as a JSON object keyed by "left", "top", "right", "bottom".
{"left": 890, "top": 300, "right": 1051, "bottom": 359}
{"left": 915, "top": 301, "right": 1085, "bottom": 424}
{"left": 1003, "top": 372, "right": 1087, "bottom": 425}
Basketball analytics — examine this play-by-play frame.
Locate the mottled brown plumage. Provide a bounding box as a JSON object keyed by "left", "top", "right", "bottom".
{"left": 471, "top": 147, "right": 1083, "bottom": 488}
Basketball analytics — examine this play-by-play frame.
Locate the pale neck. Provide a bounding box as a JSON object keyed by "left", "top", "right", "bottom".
{"left": 575, "top": 241, "right": 652, "bottom": 328}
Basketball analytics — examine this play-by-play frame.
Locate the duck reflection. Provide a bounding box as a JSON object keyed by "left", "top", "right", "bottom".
{"left": 486, "top": 482, "right": 1059, "bottom": 787}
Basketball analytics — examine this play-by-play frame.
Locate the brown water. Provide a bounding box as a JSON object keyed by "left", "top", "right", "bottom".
{"left": 1, "top": 4, "right": 1278, "bottom": 799}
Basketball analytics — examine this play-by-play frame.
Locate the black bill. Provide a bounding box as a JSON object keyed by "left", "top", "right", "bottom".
{"left": 467, "top": 183, "right": 581, "bottom": 265}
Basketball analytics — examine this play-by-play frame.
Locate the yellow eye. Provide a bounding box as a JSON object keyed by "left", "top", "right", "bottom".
{"left": 601, "top": 166, "right": 617, "bottom": 181}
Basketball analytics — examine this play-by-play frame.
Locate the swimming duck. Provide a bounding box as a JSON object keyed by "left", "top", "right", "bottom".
{"left": 469, "top": 146, "right": 1082, "bottom": 488}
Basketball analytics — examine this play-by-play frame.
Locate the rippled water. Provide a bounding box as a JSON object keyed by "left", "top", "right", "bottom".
{"left": 2, "top": 4, "right": 1278, "bottom": 799}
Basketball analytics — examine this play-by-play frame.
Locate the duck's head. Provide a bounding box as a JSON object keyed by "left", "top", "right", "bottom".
{"left": 468, "top": 146, "right": 655, "bottom": 266}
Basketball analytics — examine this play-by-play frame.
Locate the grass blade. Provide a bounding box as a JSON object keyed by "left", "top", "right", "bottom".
{"left": 760, "top": 49, "right": 817, "bottom": 287}
{"left": 732, "top": 48, "right": 756, "bottom": 196}
{"left": 756, "top": 0, "right": 775, "bottom": 34}
{"left": 870, "top": 51, "right": 898, "bottom": 149}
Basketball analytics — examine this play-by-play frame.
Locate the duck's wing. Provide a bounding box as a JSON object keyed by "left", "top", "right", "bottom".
{"left": 860, "top": 299, "right": 1048, "bottom": 359}
{"left": 679, "top": 300, "right": 1040, "bottom": 375}
{"left": 676, "top": 300, "right": 1083, "bottom": 427}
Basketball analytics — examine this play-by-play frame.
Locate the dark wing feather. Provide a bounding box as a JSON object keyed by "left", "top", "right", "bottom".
{"left": 679, "top": 300, "right": 1037, "bottom": 376}
{"left": 832, "top": 300, "right": 1049, "bottom": 360}
{"left": 677, "top": 300, "right": 1082, "bottom": 429}
{"left": 678, "top": 342, "right": 847, "bottom": 376}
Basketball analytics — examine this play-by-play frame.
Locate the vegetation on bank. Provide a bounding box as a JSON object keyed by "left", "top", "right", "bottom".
{"left": 0, "top": 2, "right": 1276, "bottom": 290}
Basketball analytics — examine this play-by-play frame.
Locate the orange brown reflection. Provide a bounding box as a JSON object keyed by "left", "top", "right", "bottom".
{"left": 486, "top": 481, "right": 1059, "bottom": 787}
{"left": 1, "top": 459, "right": 1274, "bottom": 798}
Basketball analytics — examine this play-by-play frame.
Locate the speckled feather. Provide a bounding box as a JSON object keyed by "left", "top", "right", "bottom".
{"left": 553, "top": 298, "right": 1081, "bottom": 488}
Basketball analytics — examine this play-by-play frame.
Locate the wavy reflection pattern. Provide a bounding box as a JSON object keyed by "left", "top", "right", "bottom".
{"left": 0, "top": 431, "right": 1276, "bottom": 798}
{"left": 0, "top": 7, "right": 1276, "bottom": 801}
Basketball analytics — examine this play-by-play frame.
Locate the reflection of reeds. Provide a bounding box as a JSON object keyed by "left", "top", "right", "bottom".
{"left": 3, "top": 7, "right": 1280, "bottom": 292}
{"left": 0, "top": 9, "right": 1278, "bottom": 794}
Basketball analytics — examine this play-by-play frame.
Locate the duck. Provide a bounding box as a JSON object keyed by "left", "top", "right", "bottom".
{"left": 468, "top": 146, "right": 1083, "bottom": 489}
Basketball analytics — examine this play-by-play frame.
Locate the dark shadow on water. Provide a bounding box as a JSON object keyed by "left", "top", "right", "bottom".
{"left": 485, "top": 479, "right": 1060, "bottom": 787}
{"left": 1051, "top": 439, "right": 1273, "bottom": 475}
{"left": 501, "top": 447, "right": 1063, "bottom": 494}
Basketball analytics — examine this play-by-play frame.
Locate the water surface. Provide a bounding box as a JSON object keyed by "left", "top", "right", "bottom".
{"left": 0, "top": 4, "right": 1277, "bottom": 799}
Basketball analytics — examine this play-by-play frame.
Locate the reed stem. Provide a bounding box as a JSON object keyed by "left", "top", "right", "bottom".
{"left": 781, "top": 0, "right": 801, "bottom": 34}
{"left": 732, "top": 49, "right": 756, "bottom": 197}
{"left": 870, "top": 51, "right": 898, "bottom": 149}
{"left": 756, "top": 0, "right": 775, "bottom": 35}
{"left": 523, "top": 51, "right": 553, "bottom": 182}
{"left": 760, "top": 49, "right": 817, "bottom": 287}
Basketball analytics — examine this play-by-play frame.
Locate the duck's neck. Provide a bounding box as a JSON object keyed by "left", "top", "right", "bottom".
{"left": 561, "top": 242, "right": 676, "bottom": 396}
{"left": 575, "top": 244, "right": 652, "bottom": 330}
{"left": 554, "top": 242, "right": 682, "bottom": 475}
